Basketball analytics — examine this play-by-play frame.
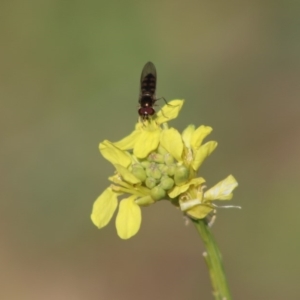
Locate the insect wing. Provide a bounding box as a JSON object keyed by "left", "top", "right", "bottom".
{"left": 140, "top": 62, "right": 157, "bottom": 82}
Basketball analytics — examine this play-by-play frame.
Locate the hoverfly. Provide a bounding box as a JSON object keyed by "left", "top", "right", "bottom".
{"left": 138, "top": 61, "right": 157, "bottom": 119}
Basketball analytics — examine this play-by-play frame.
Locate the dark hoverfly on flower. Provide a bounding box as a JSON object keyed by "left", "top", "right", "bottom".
{"left": 138, "top": 61, "right": 157, "bottom": 119}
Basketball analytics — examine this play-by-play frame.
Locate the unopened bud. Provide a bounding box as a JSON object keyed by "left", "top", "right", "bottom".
{"left": 164, "top": 153, "right": 174, "bottom": 165}
{"left": 150, "top": 186, "right": 166, "bottom": 201}
{"left": 152, "top": 168, "right": 162, "bottom": 180}
{"left": 152, "top": 153, "right": 164, "bottom": 163}
{"left": 135, "top": 195, "right": 155, "bottom": 206}
{"left": 141, "top": 161, "right": 151, "bottom": 169}
{"left": 146, "top": 163, "right": 162, "bottom": 180}
{"left": 147, "top": 152, "right": 164, "bottom": 163}
{"left": 167, "top": 164, "right": 176, "bottom": 176}
{"left": 160, "top": 176, "right": 174, "bottom": 190}
{"left": 174, "top": 165, "right": 190, "bottom": 186}
{"left": 145, "top": 177, "right": 157, "bottom": 189}
{"left": 145, "top": 163, "right": 156, "bottom": 177}
{"left": 157, "top": 163, "right": 169, "bottom": 174}
{"left": 131, "top": 165, "right": 147, "bottom": 181}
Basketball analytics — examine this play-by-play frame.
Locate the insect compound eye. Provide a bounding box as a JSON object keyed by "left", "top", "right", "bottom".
{"left": 138, "top": 107, "right": 155, "bottom": 118}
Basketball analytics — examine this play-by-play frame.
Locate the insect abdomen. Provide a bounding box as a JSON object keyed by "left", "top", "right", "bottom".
{"left": 141, "top": 74, "right": 156, "bottom": 96}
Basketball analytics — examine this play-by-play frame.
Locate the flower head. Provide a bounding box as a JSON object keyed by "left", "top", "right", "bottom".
{"left": 91, "top": 99, "right": 238, "bottom": 239}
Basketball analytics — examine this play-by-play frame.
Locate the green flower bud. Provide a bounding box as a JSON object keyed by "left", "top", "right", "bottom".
{"left": 157, "top": 163, "right": 169, "bottom": 174}
{"left": 145, "top": 163, "right": 156, "bottom": 177}
{"left": 164, "top": 153, "right": 174, "bottom": 165}
{"left": 157, "top": 145, "right": 168, "bottom": 155}
{"left": 153, "top": 153, "right": 164, "bottom": 163}
{"left": 174, "top": 165, "right": 190, "bottom": 186}
{"left": 150, "top": 186, "right": 166, "bottom": 201}
{"left": 131, "top": 165, "right": 147, "bottom": 181}
{"left": 141, "top": 161, "right": 151, "bottom": 169}
{"left": 145, "top": 177, "right": 157, "bottom": 189}
{"left": 147, "top": 153, "right": 154, "bottom": 162}
{"left": 145, "top": 163, "right": 162, "bottom": 180}
{"left": 148, "top": 152, "right": 164, "bottom": 163}
{"left": 167, "top": 164, "right": 176, "bottom": 176}
{"left": 151, "top": 168, "right": 162, "bottom": 180}
{"left": 135, "top": 195, "right": 155, "bottom": 206}
{"left": 160, "top": 176, "right": 174, "bottom": 190}
{"left": 161, "top": 175, "right": 170, "bottom": 181}
{"left": 132, "top": 163, "right": 144, "bottom": 169}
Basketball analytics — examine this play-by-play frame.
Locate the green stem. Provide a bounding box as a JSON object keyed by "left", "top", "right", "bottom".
{"left": 192, "top": 218, "right": 232, "bottom": 300}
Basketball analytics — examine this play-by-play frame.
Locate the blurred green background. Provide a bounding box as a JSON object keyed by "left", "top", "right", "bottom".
{"left": 1, "top": 1, "right": 300, "bottom": 299}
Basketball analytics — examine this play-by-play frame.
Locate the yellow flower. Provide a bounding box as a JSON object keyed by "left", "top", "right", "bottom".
{"left": 114, "top": 100, "right": 184, "bottom": 159}
{"left": 91, "top": 99, "right": 239, "bottom": 239}
{"left": 91, "top": 100, "right": 185, "bottom": 239}
{"left": 160, "top": 123, "right": 238, "bottom": 219}
{"left": 181, "top": 124, "right": 218, "bottom": 171}
{"left": 178, "top": 175, "right": 239, "bottom": 219}
{"left": 91, "top": 141, "right": 147, "bottom": 239}
{"left": 160, "top": 124, "right": 216, "bottom": 193}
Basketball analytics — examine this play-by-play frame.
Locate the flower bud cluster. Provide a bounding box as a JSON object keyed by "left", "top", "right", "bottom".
{"left": 132, "top": 146, "right": 190, "bottom": 202}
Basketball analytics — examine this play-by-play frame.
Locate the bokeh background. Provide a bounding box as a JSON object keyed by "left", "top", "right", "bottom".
{"left": 1, "top": 1, "right": 300, "bottom": 299}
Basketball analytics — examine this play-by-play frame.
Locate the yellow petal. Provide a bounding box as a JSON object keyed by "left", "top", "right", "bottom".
{"left": 160, "top": 128, "right": 183, "bottom": 162}
{"left": 204, "top": 175, "right": 238, "bottom": 201}
{"left": 155, "top": 99, "right": 184, "bottom": 124}
{"left": 168, "top": 177, "right": 205, "bottom": 198}
{"left": 99, "top": 140, "right": 131, "bottom": 168}
{"left": 115, "top": 164, "right": 141, "bottom": 184}
{"left": 191, "top": 141, "right": 218, "bottom": 171}
{"left": 91, "top": 187, "right": 118, "bottom": 229}
{"left": 191, "top": 125, "right": 213, "bottom": 151}
{"left": 113, "top": 129, "right": 141, "bottom": 150}
{"left": 134, "top": 129, "right": 160, "bottom": 158}
{"left": 116, "top": 196, "right": 141, "bottom": 239}
{"left": 182, "top": 125, "right": 195, "bottom": 148}
{"left": 186, "top": 204, "right": 214, "bottom": 219}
